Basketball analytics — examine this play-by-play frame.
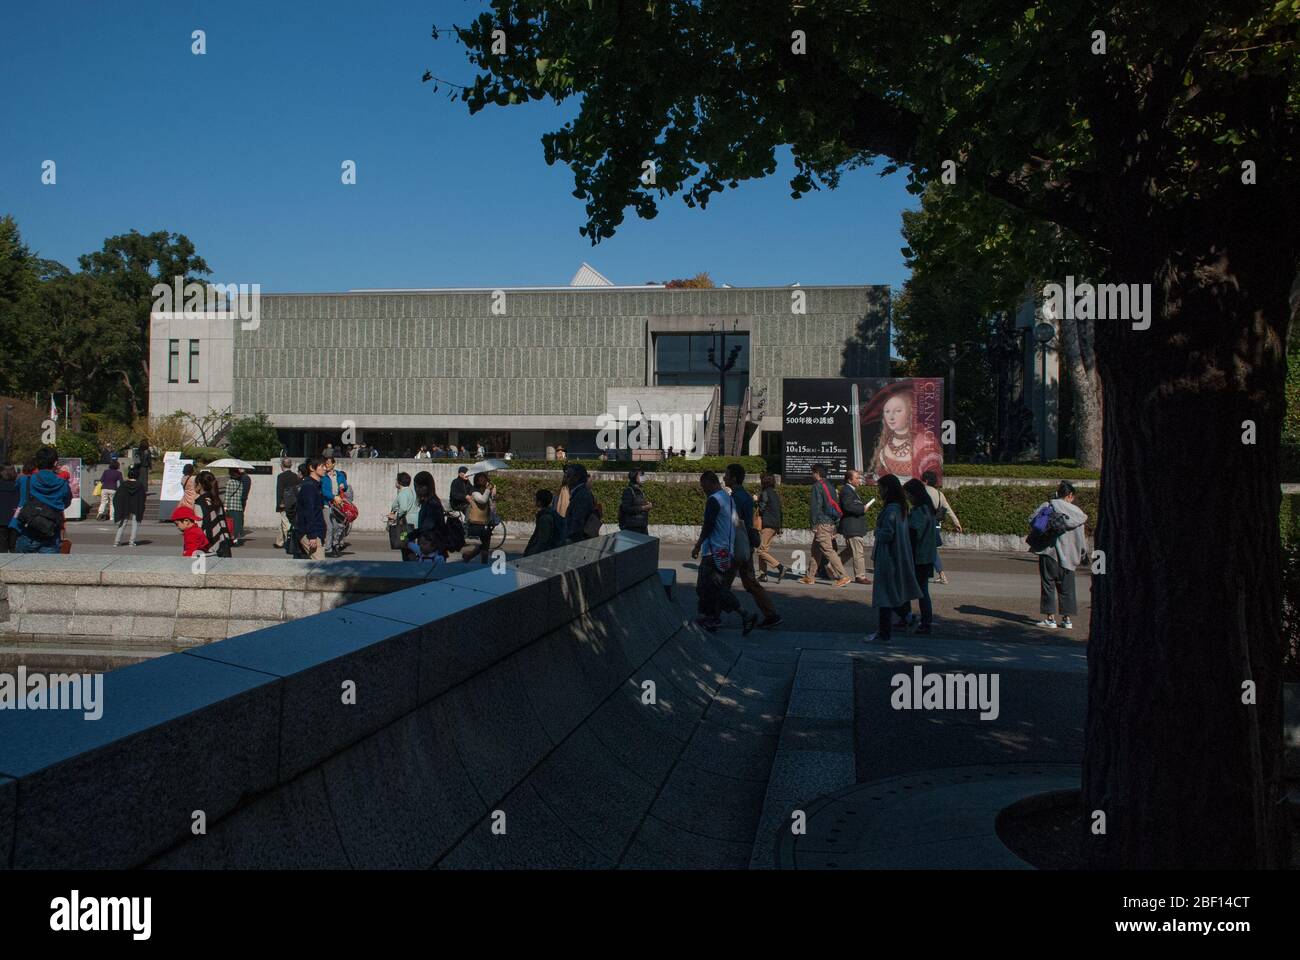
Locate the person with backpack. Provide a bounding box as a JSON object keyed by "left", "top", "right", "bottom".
{"left": 273, "top": 458, "right": 300, "bottom": 549}
{"left": 800, "top": 463, "right": 851, "bottom": 587}
{"left": 690, "top": 470, "right": 758, "bottom": 636}
{"left": 462, "top": 472, "right": 497, "bottom": 563}
{"left": 867, "top": 474, "right": 922, "bottom": 644}
{"left": 1028, "top": 481, "right": 1089, "bottom": 629}
{"left": 320, "top": 456, "right": 351, "bottom": 556}
{"left": 8, "top": 447, "right": 71, "bottom": 554}
{"left": 386, "top": 471, "right": 419, "bottom": 561}
{"left": 282, "top": 462, "right": 310, "bottom": 556}
{"left": 904, "top": 478, "right": 938, "bottom": 634}
{"left": 754, "top": 473, "right": 786, "bottom": 582}
{"left": 618, "top": 469, "right": 652, "bottom": 533}
{"left": 112, "top": 465, "right": 146, "bottom": 547}
{"left": 921, "top": 470, "right": 962, "bottom": 585}
{"left": 525, "top": 488, "right": 566, "bottom": 556}
{"left": 409, "top": 470, "right": 453, "bottom": 560}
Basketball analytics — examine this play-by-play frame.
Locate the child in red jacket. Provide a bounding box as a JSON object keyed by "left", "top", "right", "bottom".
{"left": 170, "top": 505, "right": 210, "bottom": 557}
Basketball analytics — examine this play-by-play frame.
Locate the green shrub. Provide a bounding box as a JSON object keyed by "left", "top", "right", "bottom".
{"left": 54, "top": 431, "right": 102, "bottom": 464}
{"left": 943, "top": 463, "right": 1099, "bottom": 480}
{"left": 1285, "top": 538, "right": 1300, "bottom": 682}
{"left": 502, "top": 455, "right": 767, "bottom": 475}
{"left": 226, "top": 413, "right": 281, "bottom": 461}
{"left": 1281, "top": 442, "right": 1300, "bottom": 483}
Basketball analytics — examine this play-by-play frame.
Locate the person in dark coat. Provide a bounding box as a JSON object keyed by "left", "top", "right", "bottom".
{"left": 525, "top": 489, "right": 566, "bottom": 556}
{"left": 112, "top": 465, "right": 147, "bottom": 547}
{"left": 564, "top": 464, "right": 598, "bottom": 542}
{"left": 410, "top": 470, "right": 447, "bottom": 552}
{"left": 904, "top": 478, "right": 938, "bottom": 634}
{"left": 292, "top": 457, "right": 328, "bottom": 559}
{"left": 274, "top": 458, "right": 300, "bottom": 548}
{"left": 867, "top": 474, "right": 921, "bottom": 644}
{"left": 618, "top": 470, "right": 652, "bottom": 533}
{"left": 837, "top": 468, "right": 871, "bottom": 584}
{"left": 754, "top": 473, "right": 784, "bottom": 581}
{"left": 0, "top": 466, "right": 19, "bottom": 552}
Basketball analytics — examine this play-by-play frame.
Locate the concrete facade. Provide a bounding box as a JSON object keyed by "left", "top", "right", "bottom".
{"left": 150, "top": 283, "right": 890, "bottom": 454}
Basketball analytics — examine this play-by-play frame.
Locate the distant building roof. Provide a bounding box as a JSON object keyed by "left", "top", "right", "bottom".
{"left": 569, "top": 262, "right": 614, "bottom": 287}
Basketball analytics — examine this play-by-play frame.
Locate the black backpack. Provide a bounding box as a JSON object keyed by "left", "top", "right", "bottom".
{"left": 283, "top": 483, "right": 300, "bottom": 523}
{"left": 441, "top": 514, "right": 467, "bottom": 552}
{"left": 17, "top": 498, "right": 62, "bottom": 540}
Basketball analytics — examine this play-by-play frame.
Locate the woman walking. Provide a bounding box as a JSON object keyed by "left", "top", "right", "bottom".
{"left": 386, "top": 471, "right": 419, "bottom": 561}
{"left": 112, "top": 466, "right": 146, "bottom": 547}
{"left": 867, "top": 474, "right": 921, "bottom": 644}
{"left": 194, "top": 469, "right": 234, "bottom": 558}
{"left": 921, "top": 470, "right": 961, "bottom": 585}
{"left": 904, "top": 478, "right": 938, "bottom": 634}
{"left": 1032, "top": 481, "right": 1089, "bottom": 629}
{"left": 462, "top": 472, "right": 497, "bottom": 563}
{"left": 754, "top": 473, "right": 786, "bottom": 581}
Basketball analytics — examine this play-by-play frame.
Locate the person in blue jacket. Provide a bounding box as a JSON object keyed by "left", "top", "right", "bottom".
{"left": 292, "top": 457, "right": 328, "bottom": 559}
{"left": 9, "top": 446, "right": 72, "bottom": 554}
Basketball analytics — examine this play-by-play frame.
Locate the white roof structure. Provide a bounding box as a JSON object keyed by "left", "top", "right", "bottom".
{"left": 569, "top": 262, "right": 614, "bottom": 287}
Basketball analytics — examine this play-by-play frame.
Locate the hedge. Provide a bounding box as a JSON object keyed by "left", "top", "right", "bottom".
{"left": 55, "top": 432, "right": 102, "bottom": 465}
{"left": 943, "top": 463, "right": 1099, "bottom": 480}
{"left": 503, "top": 455, "right": 768, "bottom": 475}
{"left": 181, "top": 446, "right": 231, "bottom": 465}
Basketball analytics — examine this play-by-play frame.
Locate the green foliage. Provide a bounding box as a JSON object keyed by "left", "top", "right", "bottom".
{"left": 180, "top": 446, "right": 230, "bottom": 466}
{"left": 660, "top": 455, "right": 767, "bottom": 475}
{"left": 944, "top": 463, "right": 1099, "bottom": 480}
{"left": 502, "top": 455, "right": 767, "bottom": 475}
{"left": 1284, "top": 349, "right": 1300, "bottom": 445}
{"left": 226, "top": 413, "right": 281, "bottom": 461}
{"left": 54, "top": 431, "right": 102, "bottom": 464}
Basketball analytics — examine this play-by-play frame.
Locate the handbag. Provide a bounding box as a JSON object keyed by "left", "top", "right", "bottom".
{"left": 387, "top": 518, "right": 409, "bottom": 550}
{"left": 583, "top": 505, "right": 603, "bottom": 538}
{"left": 93, "top": 480, "right": 103, "bottom": 498}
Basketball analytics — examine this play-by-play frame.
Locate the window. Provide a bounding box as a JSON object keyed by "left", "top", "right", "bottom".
{"left": 654, "top": 332, "right": 750, "bottom": 405}
{"left": 188, "top": 340, "right": 200, "bottom": 383}
{"left": 167, "top": 340, "right": 179, "bottom": 383}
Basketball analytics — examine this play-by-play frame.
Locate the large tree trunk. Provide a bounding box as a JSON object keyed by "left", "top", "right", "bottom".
{"left": 1056, "top": 313, "right": 1103, "bottom": 469}
{"left": 1083, "top": 206, "right": 1295, "bottom": 867}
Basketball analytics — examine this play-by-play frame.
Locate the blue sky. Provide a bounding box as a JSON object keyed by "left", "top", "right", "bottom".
{"left": 0, "top": 0, "right": 917, "bottom": 292}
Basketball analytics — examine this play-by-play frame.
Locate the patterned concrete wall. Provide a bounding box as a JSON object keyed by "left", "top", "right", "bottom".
{"left": 232, "top": 286, "right": 889, "bottom": 423}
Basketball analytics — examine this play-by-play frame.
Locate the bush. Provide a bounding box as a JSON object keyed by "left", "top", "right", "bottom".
{"left": 943, "top": 463, "right": 1099, "bottom": 480}
{"left": 54, "top": 431, "right": 102, "bottom": 464}
{"left": 1285, "top": 538, "right": 1300, "bottom": 683}
{"left": 503, "top": 455, "right": 768, "bottom": 475}
{"left": 660, "top": 455, "right": 767, "bottom": 475}
{"left": 226, "top": 413, "right": 281, "bottom": 461}
{"left": 181, "top": 446, "right": 230, "bottom": 466}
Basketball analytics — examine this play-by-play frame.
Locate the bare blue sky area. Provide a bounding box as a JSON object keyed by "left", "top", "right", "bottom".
{"left": 0, "top": 1, "right": 918, "bottom": 292}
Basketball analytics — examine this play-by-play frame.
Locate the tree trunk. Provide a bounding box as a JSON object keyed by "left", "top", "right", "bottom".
{"left": 1083, "top": 209, "right": 1295, "bottom": 867}
{"left": 1056, "top": 313, "right": 1103, "bottom": 469}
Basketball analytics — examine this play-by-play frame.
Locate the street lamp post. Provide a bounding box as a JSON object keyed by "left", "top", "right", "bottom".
{"left": 707, "top": 321, "right": 742, "bottom": 456}
{"left": 1034, "top": 321, "right": 1056, "bottom": 463}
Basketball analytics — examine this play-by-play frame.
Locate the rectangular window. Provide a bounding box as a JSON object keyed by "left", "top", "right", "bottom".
{"left": 188, "top": 339, "right": 200, "bottom": 383}
{"left": 167, "top": 340, "right": 180, "bottom": 383}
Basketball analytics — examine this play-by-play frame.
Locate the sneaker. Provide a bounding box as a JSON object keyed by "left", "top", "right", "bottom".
{"left": 936, "top": 572, "right": 950, "bottom": 585}
{"left": 758, "top": 614, "right": 784, "bottom": 630}
{"left": 129, "top": 541, "right": 137, "bottom": 547}
{"left": 740, "top": 613, "right": 758, "bottom": 636}
{"left": 834, "top": 577, "right": 852, "bottom": 588}
{"left": 907, "top": 612, "right": 920, "bottom": 629}
{"left": 798, "top": 576, "right": 815, "bottom": 585}
{"left": 1061, "top": 618, "right": 1074, "bottom": 629}
{"left": 1036, "top": 619, "right": 1058, "bottom": 629}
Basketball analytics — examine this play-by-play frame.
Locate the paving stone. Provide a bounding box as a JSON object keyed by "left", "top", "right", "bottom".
{"left": 678, "top": 718, "right": 779, "bottom": 783}
{"left": 620, "top": 813, "right": 752, "bottom": 869}
{"left": 648, "top": 758, "right": 767, "bottom": 844}
{"left": 438, "top": 782, "right": 612, "bottom": 869}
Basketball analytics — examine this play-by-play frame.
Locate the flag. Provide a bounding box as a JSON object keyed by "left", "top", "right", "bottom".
{"left": 49, "top": 395, "right": 58, "bottom": 422}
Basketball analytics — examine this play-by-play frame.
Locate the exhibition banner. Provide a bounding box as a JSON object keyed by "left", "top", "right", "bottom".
{"left": 782, "top": 377, "right": 944, "bottom": 482}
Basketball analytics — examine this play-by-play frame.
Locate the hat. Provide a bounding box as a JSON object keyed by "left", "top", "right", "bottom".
{"left": 169, "top": 506, "right": 200, "bottom": 523}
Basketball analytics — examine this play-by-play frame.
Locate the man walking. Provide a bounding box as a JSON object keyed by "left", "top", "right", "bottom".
{"left": 724, "top": 463, "right": 782, "bottom": 628}
{"left": 837, "top": 468, "right": 871, "bottom": 584}
{"left": 293, "top": 457, "right": 328, "bottom": 560}
{"left": 801, "top": 463, "right": 851, "bottom": 587}
{"left": 273, "top": 457, "right": 299, "bottom": 549}
{"left": 691, "top": 471, "right": 757, "bottom": 635}
{"left": 449, "top": 465, "right": 471, "bottom": 514}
